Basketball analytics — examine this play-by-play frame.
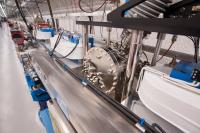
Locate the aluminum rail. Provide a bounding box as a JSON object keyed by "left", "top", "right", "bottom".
{"left": 30, "top": 50, "right": 157, "bottom": 133}
{"left": 47, "top": 99, "right": 76, "bottom": 133}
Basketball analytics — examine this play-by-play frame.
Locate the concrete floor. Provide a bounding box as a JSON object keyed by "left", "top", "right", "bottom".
{"left": 0, "top": 23, "right": 45, "bottom": 133}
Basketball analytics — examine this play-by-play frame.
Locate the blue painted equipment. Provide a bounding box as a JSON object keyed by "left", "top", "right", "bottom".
{"left": 62, "top": 31, "right": 94, "bottom": 47}
{"left": 70, "top": 35, "right": 80, "bottom": 44}
{"left": 21, "top": 54, "right": 50, "bottom": 101}
{"left": 25, "top": 74, "right": 50, "bottom": 101}
{"left": 21, "top": 53, "right": 54, "bottom": 133}
{"left": 39, "top": 108, "right": 55, "bottom": 133}
{"left": 21, "top": 54, "right": 50, "bottom": 102}
{"left": 138, "top": 118, "right": 145, "bottom": 126}
{"left": 88, "top": 36, "right": 94, "bottom": 47}
{"left": 170, "top": 61, "right": 200, "bottom": 89}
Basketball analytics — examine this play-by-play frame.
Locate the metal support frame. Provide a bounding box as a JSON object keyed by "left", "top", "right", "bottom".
{"left": 166, "top": 0, "right": 199, "bottom": 15}
{"left": 82, "top": 25, "right": 89, "bottom": 55}
{"left": 151, "top": 33, "right": 166, "bottom": 66}
{"left": 55, "top": 18, "right": 59, "bottom": 31}
{"left": 107, "top": 27, "right": 112, "bottom": 46}
{"left": 126, "top": 31, "right": 143, "bottom": 107}
{"left": 77, "top": 0, "right": 200, "bottom": 37}
{"left": 107, "top": 0, "right": 200, "bottom": 37}
{"left": 46, "top": 0, "right": 55, "bottom": 29}
{"left": 76, "top": 0, "right": 200, "bottom": 107}
{"left": 126, "top": 30, "right": 138, "bottom": 79}
{"left": 194, "top": 37, "right": 200, "bottom": 63}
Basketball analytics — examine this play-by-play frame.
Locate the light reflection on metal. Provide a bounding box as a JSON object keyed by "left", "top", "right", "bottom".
{"left": 0, "top": 4, "right": 7, "bottom": 17}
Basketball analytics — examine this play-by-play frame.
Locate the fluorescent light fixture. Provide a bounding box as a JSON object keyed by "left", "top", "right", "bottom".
{"left": 0, "top": 4, "right": 7, "bottom": 17}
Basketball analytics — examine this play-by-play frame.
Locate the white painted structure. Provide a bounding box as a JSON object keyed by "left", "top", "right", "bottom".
{"left": 35, "top": 30, "right": 52, "bottom": 40}
{"left": 136, "top": 67, "right": 200, "bottom": 133}
{"left": 50, "top": 35, "right": 84, "bottom": 59}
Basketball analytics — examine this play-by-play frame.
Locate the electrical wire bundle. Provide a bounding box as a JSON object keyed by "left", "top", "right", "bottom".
{"left": 50, "top": 31, "right": 79, "bottom": 59}
{"left": 151, "top": 35, "right": 199, "bottom": 64}
{"left": 187, "top": 36, "right": 199, "bottom": 63}
{"left": 50, "top": 31, "right": 64, "bottom": 56}
{"left": 78, "top": 0, "right": 108, "bottom": 13}
{"left": 78, "top": 0, "right": 109, "bottom": 40}
{"left": 156, "top": 35, "right": 177, "bottom": 63}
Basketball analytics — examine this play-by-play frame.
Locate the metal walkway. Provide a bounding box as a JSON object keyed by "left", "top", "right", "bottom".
{"left": 0, "top": 23, "right": 45, "bottom": 133}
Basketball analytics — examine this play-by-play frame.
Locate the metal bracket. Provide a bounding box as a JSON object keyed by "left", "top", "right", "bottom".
{"left": 107, "top": 0, "right": 200, "bottom": 37}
